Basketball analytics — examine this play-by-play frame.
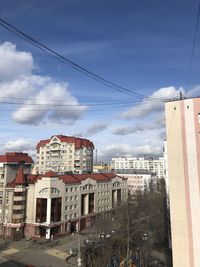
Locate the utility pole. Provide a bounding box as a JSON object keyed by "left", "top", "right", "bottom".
{"left": 180, "top": 91, "right": 183, "bottom": 100}
{"left": 126, "top": 200, "right": 130, "bottom": 262}
{"left": 77, "top": 187, "right": 81, "bottom": 267}
{"left": 95, "top": 149, "right": 98, "bottom": 164}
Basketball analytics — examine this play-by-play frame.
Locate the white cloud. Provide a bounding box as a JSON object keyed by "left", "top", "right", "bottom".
{"left": 86, "top": 123, "right": 108, "bottom": 136}
{"left": 113, "top": 116, "right": 165, "bottom": 135}
{"left": 99, "top": 143, "right": 161, "bottom": 161}
{"left": 122, "top": 86, "right": 182, "bottom": 119}
{"left": 0, "top": 42, "right": 87, "bottom": 125}
{"left": 0, "top": 42, "right": 33, "bottom": 82}
{"left": 186, "top": 85, "right": 200, "bottom": 97}
{"left": 3, "top": 139, "right": 34, "bottom": 152}
{"left": 10, "top": 76, "right": 87, "bottom": 125}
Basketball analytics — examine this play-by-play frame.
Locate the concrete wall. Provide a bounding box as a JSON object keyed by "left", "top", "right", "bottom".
{"left": 165, "top": 98, "right": 200, "bottom": 267}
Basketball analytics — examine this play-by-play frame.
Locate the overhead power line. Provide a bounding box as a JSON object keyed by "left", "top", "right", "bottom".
{"left": 185, "top": 1, "right": 200, "bottom": 91}
{"left": 0, "top": 18, "right": 147, "bottom": 99}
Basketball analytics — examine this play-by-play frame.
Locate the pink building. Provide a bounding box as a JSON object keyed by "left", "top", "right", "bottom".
{"left": 165, "top": 98, "right": 200, "bottom": 267}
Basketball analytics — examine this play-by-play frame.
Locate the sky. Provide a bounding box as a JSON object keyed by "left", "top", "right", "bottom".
{"left": 0, "top": 0, "right": 200, "bottom": 161}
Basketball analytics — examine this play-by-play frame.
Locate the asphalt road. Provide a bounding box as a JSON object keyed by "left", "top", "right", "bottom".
{"left": 0, "top": 234, "right": 84, "bottom": 267}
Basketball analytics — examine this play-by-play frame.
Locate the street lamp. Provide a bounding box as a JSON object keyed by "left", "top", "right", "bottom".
{"left": 77, "top": 186, "right": 81, "bottom": 267}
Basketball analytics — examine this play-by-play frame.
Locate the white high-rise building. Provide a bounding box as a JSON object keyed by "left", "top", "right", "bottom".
{"left": 110, "top": 157, "right": 165, "bottom": 178}
{"left": 35, "top": 135, "right": 94, "bottom": 174}
{"left": 114, "top": 169, "right": 157, "bottom": 195}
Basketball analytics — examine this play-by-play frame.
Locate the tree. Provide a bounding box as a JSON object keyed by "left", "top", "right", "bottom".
{"left": 82, "top": 178, "right": 171, "bottom": 266}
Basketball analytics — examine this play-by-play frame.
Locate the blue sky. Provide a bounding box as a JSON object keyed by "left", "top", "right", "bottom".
{"left": 0, "top": 0, "right": 199, "bottom": 161}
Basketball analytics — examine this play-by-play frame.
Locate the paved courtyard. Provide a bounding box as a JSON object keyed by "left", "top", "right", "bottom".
{"left": 0, "top": 233, "right": 85, "bottom": 267}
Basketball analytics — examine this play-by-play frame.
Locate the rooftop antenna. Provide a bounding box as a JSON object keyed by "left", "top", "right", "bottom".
{"left": 180, "top": 91, "right": 183, "bottom": 100}
{"left": 95, "top": 149, "right": 98, "bottom": 164}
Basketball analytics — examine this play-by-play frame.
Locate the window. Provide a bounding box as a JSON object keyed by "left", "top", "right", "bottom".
{"left": 14, "top": 191, "right": 25, "bottom": 196}
{"left": 198, "top": 113, "right": 200, "bottom": 123}
{"left": 70, "top": 196, "right": 73, "bottom": 201}
{"left": 66, "top": 197, "right": 69, "bottom": 201}
{"left": 70, "top": 205, "right": 73, "bottom": 210}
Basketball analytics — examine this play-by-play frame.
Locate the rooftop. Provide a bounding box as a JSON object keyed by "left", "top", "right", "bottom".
{"left": 0, "top": 152, "right": 34, "bottom": 164}
{"left": 36, "top": 135, "right": 94, "bottom": 149}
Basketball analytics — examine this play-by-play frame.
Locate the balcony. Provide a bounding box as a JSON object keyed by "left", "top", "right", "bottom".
{"left": 50, "top": 153, "right": 61, "bottom": 157}
{"left": 13, "top": 205, "right": 25, "bottom": 210}
{"left": 50, "top": 146, "right": 61, "bottom": 151}
{"left": 12, "top": 214, "right": 24, "bottom": 220}
{"left": 13, "top": 196, "right": 25, "bottom": 201}
{"left": 14, "top": 188, "right": 26, "bottom": 192}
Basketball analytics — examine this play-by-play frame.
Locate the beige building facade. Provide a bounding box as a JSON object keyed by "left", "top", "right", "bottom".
{"left": 1, "top": 167, "right": 128, "bottom": 240}
{"left": 35, "top": 135, "right": 94, "bottom": 174}
{"left": 165, "top": 98, "right": 200, "bottom": 267}
{"left": 0, "top": 152, "right": 33, "bottom": 239}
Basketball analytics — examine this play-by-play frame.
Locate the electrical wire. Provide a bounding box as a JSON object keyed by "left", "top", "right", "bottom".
{"left": 0, "top": 18, "right": 146, "bottom": 99}
{"left": 185, "top": 0, "right": 200, "bottom": 91}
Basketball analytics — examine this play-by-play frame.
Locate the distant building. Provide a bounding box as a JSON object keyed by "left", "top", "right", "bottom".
{"left": 114, "top": 169, "right": 157, "bottom": 194}
{"left": 165, "top": 97, "right": 200, "bottom": 267}
{"left": 93, "top": 163, "right": 111, "bottom": 173}
{"left": 0, "top": 152, "right": 33, "bottom": 239}
{"left": 35, "top": 135, "right": 94, "bottom": 174}
{"left": 1, "top": 167, "right": 128, "bottom": 240}
{"left": 163, "top": 141, "right": 169, "bottom": 194}
{"left": 111, "top": 157, "right": 165, "bottom": 178}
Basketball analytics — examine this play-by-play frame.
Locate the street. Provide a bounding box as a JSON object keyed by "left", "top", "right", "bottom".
{"left": 0, "top": 233, "right": 86, "bottom": 267}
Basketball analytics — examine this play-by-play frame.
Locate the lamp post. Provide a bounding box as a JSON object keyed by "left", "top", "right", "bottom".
{"left": 77, "top": 186, "right": 81, "bottom": 267}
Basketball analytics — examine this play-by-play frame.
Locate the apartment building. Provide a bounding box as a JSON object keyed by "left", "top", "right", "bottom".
{"left": 35, "top": 135, "right": 94, "bottom": 174}
{"left": 165, "top": 97, "right": 200, "bottom": 267}
{"left": 0, "top": 167, "right": 128, "bottom": 240}
{"left": 0, "top": 153, "right": 33, "bottom": 239}
{"left": 111, "top": 157, "right": 165, "bottom": 178}
{"left": 114, "top": 169, "right": 157, "bottom": 195}
{"left": 93, "top": 163, "right": 111, "bottom": 173}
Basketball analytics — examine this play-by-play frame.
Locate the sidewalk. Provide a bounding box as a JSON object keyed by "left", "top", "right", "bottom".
{"left": 151, "top": 249, "right": 166, "bottom": 263}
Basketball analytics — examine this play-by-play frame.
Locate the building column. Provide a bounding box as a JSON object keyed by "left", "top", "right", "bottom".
{"left": 46, "top": 198, "right": 51, "bottom": 224}
{"left": 83, "top": 194, "right": 89, "bottom": 215}
{"left": 46, "top": 198, "right": 51, "bottom": 240}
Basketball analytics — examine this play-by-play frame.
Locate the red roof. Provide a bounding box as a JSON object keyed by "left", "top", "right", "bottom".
{"left": 27, "top": 174, "right": 42, "bottom": 184}
{"left": 36, "top": 135, "right": 94, "bottom": 149}
{"left": 43, "top": 171, "right": 58, "bottom": 177}
{"left": 71, "top": 173, "right": 116, "bottom": 182}
{"left": 59, "top": 175, "right": 80, "bottom": 184}
{"left": 0, "top": 152, "right": 33, "bottom": 164}
{"left": 14, "top": 164, "right": 26, "bottom": 185}
{"left": 26, "top": 173, "right": 118, "bottom": 184}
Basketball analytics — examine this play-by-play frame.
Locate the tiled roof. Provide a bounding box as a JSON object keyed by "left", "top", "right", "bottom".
{"left": 27, "top": 174, "right": 42, "bottom": 184}
{"left": 36, "top": 135, "right": 94, "bottom": 149}
{"left": 71, "top": 173, "right": 116, "bottom": 182}
{"left": 43, "top": 171, "right": 58, "bottom": 177}
{"left": 59, "top": 175, "right": 80, "bottom": 184}
{"left": 26, "top": 173, "right": 118, "bottom": 184}
{"left": 0, "top": 152, "right": 33, "bottom": 164}
{"left": 14, "top": 164, "right": 27, "bottom": 185}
